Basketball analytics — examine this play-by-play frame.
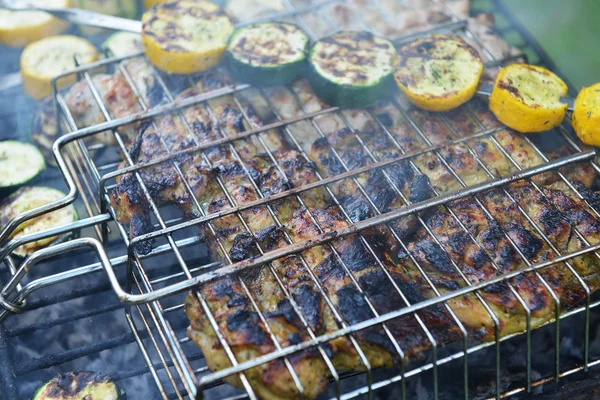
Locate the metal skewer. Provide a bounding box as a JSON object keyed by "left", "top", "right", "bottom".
{"left": 0, "top": 0, "right": 142, "bottom": 32}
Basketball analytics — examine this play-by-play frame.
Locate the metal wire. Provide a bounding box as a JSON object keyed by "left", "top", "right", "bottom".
{"left": 2, "top": 1, "right": 600, "bottom": 399}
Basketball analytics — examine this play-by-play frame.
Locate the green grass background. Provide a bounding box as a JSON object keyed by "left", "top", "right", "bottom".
{"left": 500, "top": 0, "right": 600, "bottom": 90}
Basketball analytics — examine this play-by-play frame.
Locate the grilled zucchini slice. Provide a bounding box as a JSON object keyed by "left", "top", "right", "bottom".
{"left": 394, "top": 35, "right": 483, "bottom": 112}
{"left": 489, "top": 64, "right": 568, "bottom": 133}
{"left": 0, "top": 141, "right": 45, "bottom": 194}
{"left": 0, "top": 187, "right": 78, "bottom": 258}
{"left": 141, "top": 0, "right": 235, "bottom": 74}
{"left": 308, "top": 31, "right": 397, "bottom": 108}
{"left": 21, "top": 35, "right": 99, "bottom": 100}
{"left": 226, "top": 22, "right": 309, "bottom": 86}
{"left": 0, "top": 0, "right": 70, "bottom": 48}
{"left": 33, "top": 371, "right": 125, "bottom": 400}
{"left": 102, "top": 31, "right": 143, "bottom": 57}
{"left": 572, "top": 82, "right": 600, "bottom": 146}
{"left": 75, "top": 0, "right": 139, "bottom": 36}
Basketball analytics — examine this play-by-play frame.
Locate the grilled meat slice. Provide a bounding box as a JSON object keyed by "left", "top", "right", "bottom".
{"left": 509, "top": 182, "right": 600, "bottom": 291}
{"left": 542, "top": 181, "right": 600, "bottom": 245}
{"left": 186, "top": 86, "right": 466, "bottom": 399}
{"left": 184, "top": 116, "right": 334, "bottom": 399}
{"left": 479, "top": 187, "right": 592, "bottom": 314}
{"left": 447, "top": 198, "right": 555, "bottom": 328}
{"left": 185, "top": 273, "right": 331, "bottom": 400}
{"left": 64, "top": 73, "right": 139, "bottom": 146}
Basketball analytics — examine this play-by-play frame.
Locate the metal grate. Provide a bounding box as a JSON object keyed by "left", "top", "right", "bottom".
{"left": 2, "top": 0, "right": 600, "bottom": 399}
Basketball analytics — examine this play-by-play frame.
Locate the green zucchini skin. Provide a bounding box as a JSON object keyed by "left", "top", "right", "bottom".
{"left": 227, "top": 51, "right": 308, "bottom": 87}
{"left": 0, "top": 141, "right": 45, "bottom": 197}
{"left": 307, "top": 64, "right": 395, "bottom": 108}
{"left": 226, "top": 23, "right": 310, "bottom": 87}
{"left": 307, "top": 31, "right": 397, "bottom": 108}
{"left": 32, "top": 371, "right": 126, "bottom": 400}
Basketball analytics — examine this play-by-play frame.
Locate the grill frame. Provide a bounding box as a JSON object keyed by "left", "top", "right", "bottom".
{"left": 1, "top": 0, "right": 599, "bottom": 399}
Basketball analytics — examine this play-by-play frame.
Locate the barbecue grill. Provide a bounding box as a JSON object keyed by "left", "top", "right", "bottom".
{"left": 0, "top": 0, "right": 598, "bottom": 399}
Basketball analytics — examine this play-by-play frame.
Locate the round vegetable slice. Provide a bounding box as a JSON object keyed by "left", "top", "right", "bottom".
{"left": 308, "top": 31, "right": 397, "bottom": 108}
{"left": 0, "top": 187, "right": 78, "bottom": 258}
{"left": 226, "top": 22, "right": 309, "bottom": 87}
{"left": 33, "top": 371, "right": 125, "bottom": 400}
{"left": 141, "top": 0, "right": 235, "bottom": 74}
{"left": 489, "top": 64, "right": 568, "bottom": 133}
{"left": 571, "top": 82, "right": 600, "bottom": 146}
{"left": 144, "top": 0, "right": 165, "bottom": 8}
{"left": 0, "top": 141, "right": 45, "bottom": 193}
{"left": 0, "top": 0, "right": 70, "bottom": 48}
{"left": 102, "top": 31, "right": 143, "bottom": 57}
{"left": 21, "top": 35, "right": 99, "bottom": 100}
{"left": 394, "top": 34, "right": 484, "bottom": 112}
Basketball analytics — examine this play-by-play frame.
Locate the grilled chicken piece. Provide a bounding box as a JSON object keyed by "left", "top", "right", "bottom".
{"left": 183, "top": 97, "right": 335, "bottom": 399}
{"left": 280, "top": 81, "right": 528, "bottom": 337}
{"left": 479, "top": 187, "right": 594, "bottom": 311}
{"left": 452, "top": 97, "right": 597, "bottom": 187}
{"left": 63, "top": 57, "right": 164, "bottom": 146}
{"left": 445, "top": 198, "right": 556, "bottom": 329}
{"left": 185, "top": 80, "right": 468, "bottom": 398}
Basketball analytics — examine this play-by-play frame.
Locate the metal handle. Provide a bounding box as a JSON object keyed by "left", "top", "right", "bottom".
{"left": 12, "top": 4, "right": 142, "bottom": 33}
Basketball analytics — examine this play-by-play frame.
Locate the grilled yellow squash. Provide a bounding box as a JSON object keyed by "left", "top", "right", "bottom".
{"left": 571, "top": 82, "right": 600, "bottom": 147}
{"left": 20, "top": 35, "right": 99, "bottom": 100}
{"left": 489, "top": 64, "right": 568, "bottom": 133}
{"left": 0, "top": 0, "right": 70, "bottom": 48}
{"left": 394, "top": 35, "right": 483, "bottom": 111}
{"left": 141, "top": 0, "right": 234, "bottom": 74}
{"left": 144, "top": 0, "right": 166, "bottom": 8}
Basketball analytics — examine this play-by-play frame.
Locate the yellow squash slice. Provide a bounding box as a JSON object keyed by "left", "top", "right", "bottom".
{"left": 144, "top": 0, "right": 166, "bottom": 8}
{"left": 571, "top": 82, "right": 600, "bottom": 147}
{"left": 0, "top": 0, "right": 70, "bottom": 48}
{"left": 20, "top": 35, "right": 99, "bottom": 100}
{"left": 141, "top": 0, "right": 234, "bottom": 74}
{"left": 489, "top": 64, "right": 568, "bottom": 133}
{"left": 394, "top": 35, "right": 484, "bottom": 112}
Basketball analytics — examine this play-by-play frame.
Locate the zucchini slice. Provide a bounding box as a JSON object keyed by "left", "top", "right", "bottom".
{"left": 0, "top": 187, "right": 78, "bottom": 258}
{"left": 308, "top": 31, "right": 397, "bottom": 108}
{"left": 20, "top": 35, "right": 99, "bottom": 100}
{"left": 33, "top": 371, "right": 125, "bottom": 400}
{"left": 489, "top": 64, "right": 568, "bottom": 133}
{"left": 394, "top": 35, "right": 484, "bottom": 112}
{"left": 226, "top": 22, "right": 309, "bottom": 86}
{"left": 76, "top": 0, "right": 139, "bottom": 36}
{"left": 0, "top": 141, "right": 45, "bottom": 193}
{"left": 572, "top": 82, "right": 600, "bottom": 146}
{"left": 141, "top": 0, "right": 235, "bottom": 74}
{"left": 102, "top": 31, "right": 143, "bottom": 57}
{"left": 0, "top": 0, "right": 70, "bottom": 48}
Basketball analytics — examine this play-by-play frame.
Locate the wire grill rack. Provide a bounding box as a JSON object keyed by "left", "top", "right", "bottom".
{"left": 1, "top": 0, "right": 600, "bottom": 399}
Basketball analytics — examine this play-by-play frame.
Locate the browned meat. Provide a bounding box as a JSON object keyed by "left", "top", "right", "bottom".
{"left": 60, "top": 25, "right": 600, "bottom": 400}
